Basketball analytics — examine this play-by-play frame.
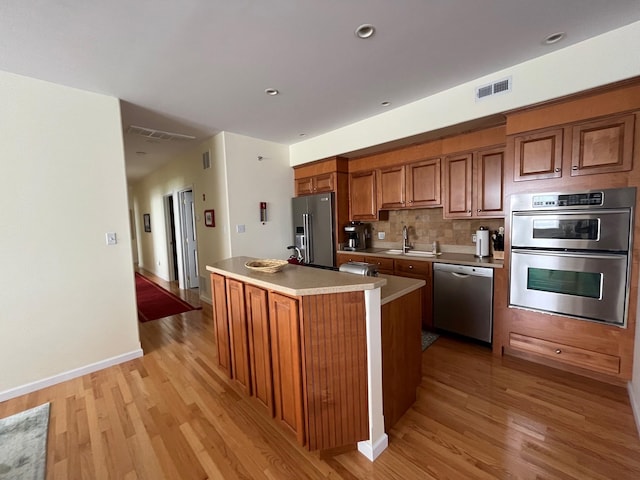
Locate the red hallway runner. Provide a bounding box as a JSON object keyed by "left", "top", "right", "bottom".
{"left": 134, "top": 272, "right": 200, "bottom": 322}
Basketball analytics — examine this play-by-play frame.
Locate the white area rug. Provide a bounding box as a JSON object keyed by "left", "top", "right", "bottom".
{"left": 0, "top": 402, "right": 50, "bottom": 480}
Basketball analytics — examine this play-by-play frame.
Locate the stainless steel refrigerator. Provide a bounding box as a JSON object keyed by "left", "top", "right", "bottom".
{"left": 292, "top": 192, "right": 335, "bottom": 268}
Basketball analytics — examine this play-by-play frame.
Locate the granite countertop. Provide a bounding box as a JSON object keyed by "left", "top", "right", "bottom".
{"left": 338, "top": 248, "right": 504, "bottom": 269}
{"left": 379, "top": 274, "right": 425, "bottom": 305}
{"left": 206, "top": 257, "right": 425, "bottom": 303}
{"left": 206, "top": 256, "right": 386, "bottom": 296}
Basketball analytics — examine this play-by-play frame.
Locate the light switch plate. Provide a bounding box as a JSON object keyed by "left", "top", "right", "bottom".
{"left": 106, "top": 232, "right": 117, "bottom": 245}
{"left": 236, "top": 224, "right": 246, "bottom": 233}
{"left": 378, "top": 231, "right": 385, "bottom": 240}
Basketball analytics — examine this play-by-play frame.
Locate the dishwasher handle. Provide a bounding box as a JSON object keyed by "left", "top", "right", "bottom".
{"left": 451, "top": 272, "right": 470, "bottom": 278}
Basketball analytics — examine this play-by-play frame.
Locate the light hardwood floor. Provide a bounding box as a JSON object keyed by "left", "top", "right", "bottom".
{"left": 2, "top": 271, "right": 640, "bottom": 479}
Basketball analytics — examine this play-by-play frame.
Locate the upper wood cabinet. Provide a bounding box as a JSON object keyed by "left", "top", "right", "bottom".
{"left": 406, "top": 158, "right": 441, "bottom": 207}
{"left": 378, "top": 158, "right": 442, "bottom": 210}
{"left": 512, "top": 112, "right": 636, "bottom": 183}
{"left": 443, "top": 153, "right": 473, "bottom": 218}
{"left": 570, "top": 113, "right": 635, "bottom": 176}
{"left": 475, "top": 147, "right": 505, "bottom": 217}
{"left": 444, "top": 147, "right": 504, "bottom": 219}
{"left": 513, "top": 128, "right": 563, "bottom": 181}
{"left": 295, "top": 172, "right": 335, "bottom": 196}
{"left": 378, "top": 165, "right": 406, "bottom": 209}
{"left": 349, "top": 170, "right": 378, "bottom": 220}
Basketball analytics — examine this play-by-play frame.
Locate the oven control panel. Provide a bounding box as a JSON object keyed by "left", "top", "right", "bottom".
{"left": 532, "top": 192, "right": 603, "bottom": 208}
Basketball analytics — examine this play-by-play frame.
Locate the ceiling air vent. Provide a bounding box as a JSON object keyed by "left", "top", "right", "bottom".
{"left": 475, "top": 76, "right": 512, "bottom": 102}
{"left": 126, "top": 125, "right": 196, "bottom": 142}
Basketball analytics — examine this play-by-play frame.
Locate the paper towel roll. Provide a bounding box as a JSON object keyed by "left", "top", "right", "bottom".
{"left": 476, "top": 228, "right": 490, "bottom": 257}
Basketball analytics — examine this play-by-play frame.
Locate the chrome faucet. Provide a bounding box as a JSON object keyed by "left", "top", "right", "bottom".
{"left": 402, "top": 225, "right": 413, "bottom": 253}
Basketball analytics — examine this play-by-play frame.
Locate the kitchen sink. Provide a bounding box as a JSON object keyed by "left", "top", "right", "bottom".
{"left": 383, "top": 249, "right": 440, "bottom": 257}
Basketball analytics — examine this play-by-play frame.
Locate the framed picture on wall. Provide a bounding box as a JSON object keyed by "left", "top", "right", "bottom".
{"left": 204, "top": 209, "right": 215, "bottom": 227}
{"left": 143, "top": 213, "right": 151, "bottom": 232}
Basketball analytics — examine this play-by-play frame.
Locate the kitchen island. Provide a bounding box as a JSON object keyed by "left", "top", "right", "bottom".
{"left": 206, "top": 257, "right": 424, "bottom": 461}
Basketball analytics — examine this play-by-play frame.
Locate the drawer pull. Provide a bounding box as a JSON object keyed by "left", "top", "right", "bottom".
{"left": 409, "top": 265, "right": 414, "bottom": 269}
{"left": 555, "top": 349, "right": 562, "bottom": 354}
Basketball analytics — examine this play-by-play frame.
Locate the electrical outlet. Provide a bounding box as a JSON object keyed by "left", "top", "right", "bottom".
{"left": 472, "top": 234, "right": 477, "bottom": 243}
{"left": 378, "top": 231, "right": 385, "bottom": 240}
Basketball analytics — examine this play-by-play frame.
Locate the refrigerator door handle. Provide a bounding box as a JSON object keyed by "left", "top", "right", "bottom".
{"left": 303, "top": 213, "right": 313, "bottom": 263}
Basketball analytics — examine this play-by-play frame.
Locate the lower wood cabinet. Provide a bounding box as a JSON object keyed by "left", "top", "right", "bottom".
{"left": 269, "top": 292, "right": 305, "bottom": 445}
{"left": 381, "top": 288, "right": 422, "bottom": 430}
{"left": 394, "top": 259, "right": 433, "bottom": 329}
{"left": 508, "top": 332, "right": 621, "bottom": 376}
{"left": 210, "top": 273, "right": 232, "bottom": 377}
{"left": 245, "top": 284, "right": 274, "bottom": 416}
{"left": 226, "top": 279, "right": 252, "bottom": 395}
{"left": 210, "top": 273, "right": 369, "bottom": 451}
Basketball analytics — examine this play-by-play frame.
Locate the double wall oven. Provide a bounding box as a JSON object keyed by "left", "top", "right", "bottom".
{"left": 510, "top": 187, "right": 635, "bottom": 327}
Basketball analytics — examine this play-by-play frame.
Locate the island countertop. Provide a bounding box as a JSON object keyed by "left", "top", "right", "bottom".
{"left": 206, "top": 256, "right": 387, "bottom": 297}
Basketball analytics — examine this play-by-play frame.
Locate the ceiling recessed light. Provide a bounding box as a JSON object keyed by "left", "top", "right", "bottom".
{"left": 135, "top": 151, "right": 147, "bottom": 155}
{"left": 355, "top": 24, "right": 375, "bottom": 39}
{"left": 543, "top": 32, "right": 565, "bottom": 45}
{"left": 299, "top": 133, "right": 306, "bottom": 137}
{"left": 265, "top": 88, "right": 279, "bottom": 96}
{"left": 381, "top": 101, "right": 391, "bottom": 107}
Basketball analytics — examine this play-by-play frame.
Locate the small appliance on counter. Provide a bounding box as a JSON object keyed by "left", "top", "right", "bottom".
{"left": 344, "top": 221, "right": 371, "bottom": 251}
{"left": 475, "top": 226, "right": 490, "bottom": 258}
{"left": 338, "top": 261, "right": 379, "bottom": 276}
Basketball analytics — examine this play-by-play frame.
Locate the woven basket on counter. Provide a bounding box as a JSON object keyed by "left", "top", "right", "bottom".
{"left": 244, "top": 259, "right": 288, "bottom": 273}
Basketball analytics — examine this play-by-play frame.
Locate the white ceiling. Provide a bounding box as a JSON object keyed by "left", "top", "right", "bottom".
{"left": 1, "top": 1, "right": 639, "bottom": 181}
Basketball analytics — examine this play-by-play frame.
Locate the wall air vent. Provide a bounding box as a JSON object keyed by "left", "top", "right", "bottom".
{"left": 126, "top": 125, "right": 196, "bottom": 142}
{"left": 475, "top": 76, "right": 512, "bottom": 102}
{"left": 202, "top": 150, "right": 211, "bottom": 169}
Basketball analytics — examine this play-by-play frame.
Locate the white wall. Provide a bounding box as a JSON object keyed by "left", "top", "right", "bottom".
{"left": 223, "top": 132, "right": 293, "bottom": 259}
{"left": 290, "top": 21, "right": 640, "bottom": 165}
{"left": 0, "top": 70, "right": 141, "bottom": 397}
{"left": 130, "top": 132, "right": 291, "bottom": 301}
{"left": 131, "top": 134, "right": 232, "bottom": 284}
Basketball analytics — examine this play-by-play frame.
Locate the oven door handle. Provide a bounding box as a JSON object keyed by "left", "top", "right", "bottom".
{"left": 511, "top": 248, "right": 628, "bottom": 260}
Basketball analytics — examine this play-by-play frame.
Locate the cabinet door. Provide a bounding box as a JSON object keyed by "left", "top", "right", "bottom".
{"left": 211, "top": 274, "right": 232, "bottom": 377}
{"left": 313, "top": 172, "right": 335, "bottom": 193}
{"left": 295, "top": 177, "right": 314, "bottom": 196}
{"left": 513, "top": 128, "right": 563, "bottom": 181}
{"left": 571, "top": 114, "right": 635, "bottom": 176}
{"left": 378, "top": 165, "right": 406, "bottom": 209}
{"left": 406, "top": 158, "right": 441, "bottom": 207}
{"left": 336, "top": 253, "right": 365, "bottom": 266}
{"left": 269, "top": 293, "right": 306, "bottom": 445}
{"left": 226, "top": 279, "right": 251, "bottom": 395}
{"left": 444, "top": 153, "right": 472, "bottom": 218}
{"left": 245, "top": 285, "right": 273, "bottom": 416}
{"left": 367, "top": 255, "right": 394, "bottom": 275}
{"left": 349, "top": 171, "right": 378, "bottom": 220}
{"left": 394, "top": 259, "right": 433, "bottom": 329}
{"left": 475, "top": 147, "right": 504, "bottom": 217}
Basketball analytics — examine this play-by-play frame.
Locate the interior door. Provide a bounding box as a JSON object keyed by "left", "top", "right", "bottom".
{"left": 180, "top": 189, "right": 199, "bottom": 288}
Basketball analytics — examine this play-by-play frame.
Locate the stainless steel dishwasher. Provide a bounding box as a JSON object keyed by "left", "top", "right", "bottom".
{"left": 433, "top": 263, "right": 494, "bottom": 343}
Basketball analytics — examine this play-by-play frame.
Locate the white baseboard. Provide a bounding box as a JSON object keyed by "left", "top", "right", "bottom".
{"left": 0, "top": 348, "right": 143, "bottom": 403}
{"left": 357, "top": 433, "right": 389, "bottom": 461}
{"left": 628, "top": 381, "right": 640, "bottom": 439}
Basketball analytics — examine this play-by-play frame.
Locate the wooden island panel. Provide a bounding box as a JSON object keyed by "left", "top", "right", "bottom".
{"left": 301, "top": 291, "right": 369, "bottom": 451}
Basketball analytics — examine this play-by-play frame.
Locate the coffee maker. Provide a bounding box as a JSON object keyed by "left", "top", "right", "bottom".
{"left": 344, "top": 222, "right": 371, "bottom": 251}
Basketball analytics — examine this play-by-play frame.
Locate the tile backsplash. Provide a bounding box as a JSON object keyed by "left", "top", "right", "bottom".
{"left": 368, "top": 208, "right": 504, "bottom": 252}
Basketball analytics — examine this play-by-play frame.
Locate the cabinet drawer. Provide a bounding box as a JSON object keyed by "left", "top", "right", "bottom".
{"left": 394, "top": 259, "right": 431, "bottom": 277}
{"left": 336, "top": 253, "right": 365, "bottom": 265}
{"left": 509, "top": 333, "right": 620, "bottom": 375}
{"left": 367, "top": 256, "right": 394, "bottom": 274}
